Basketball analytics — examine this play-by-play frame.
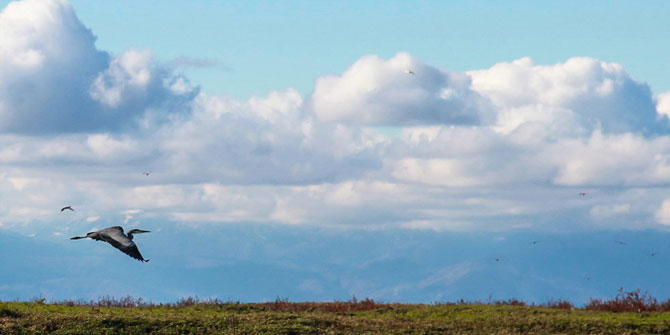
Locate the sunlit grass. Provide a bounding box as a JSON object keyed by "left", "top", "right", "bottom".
{"left": 3, "top": 291, "right": 670, "bottom": 334}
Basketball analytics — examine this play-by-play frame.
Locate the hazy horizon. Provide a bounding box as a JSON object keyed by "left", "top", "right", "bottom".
{"left": 1, "top": 0, "right": 670, "bottom": 304}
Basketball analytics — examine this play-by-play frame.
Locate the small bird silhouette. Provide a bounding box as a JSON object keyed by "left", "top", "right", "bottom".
{"left": 404, "top": 69, "right": 415, "bottom": 75}
{"left": 614, "top": 240, "right": 627, "bottom": 245}
{"left": 61, "top": 206, "right": 74, "bottom": 212}
{"left": 579, "top": 192, "right": 587, "bottom": 196}
{"left": 651, "top": 252, "right": 658, "bottom": 256}
{"left": 142, "top": 171, "right": 151, "bottom": 176}
{"left": 529, "top": 241, "right": 540, "bottom": 245}
{"left": 495, "top": 258, "right": 501, "bottom": 262}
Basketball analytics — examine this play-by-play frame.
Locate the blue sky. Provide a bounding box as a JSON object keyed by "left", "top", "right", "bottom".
{"left": 45, "top": 0, "right": 670, "bottom": 98}
{"left": 2, "top": 0, "right": 670, "bottom": 303}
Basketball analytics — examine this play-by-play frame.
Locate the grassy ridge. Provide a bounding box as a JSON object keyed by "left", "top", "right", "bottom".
{"left": 3, "top": 301, "right": 670, "bottom": 334}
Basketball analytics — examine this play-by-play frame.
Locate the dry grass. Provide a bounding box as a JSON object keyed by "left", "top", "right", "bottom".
{"left": 539, "top": 298, "right": 574, "bottom": 310}
{"left": 34, "top": 289, "right": 670, "bottom": 313}
{"left": 252, "top": 296, "right": 403, "bottom": 313}
{"left": 3, "top": 298, "right": 670, "bottom": 335}
{"left": 5, "top": 290, "right": 670, "bottom": 334}
{"left": 585, "top": 288, "right": 670, "bottom": 312}
{"left": 24, "top": 295, "right": 573, "bottom": 312}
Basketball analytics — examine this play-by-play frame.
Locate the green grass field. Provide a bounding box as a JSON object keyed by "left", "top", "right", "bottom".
{"left": 3, "top": 300, "right": 670, "bottom": 335}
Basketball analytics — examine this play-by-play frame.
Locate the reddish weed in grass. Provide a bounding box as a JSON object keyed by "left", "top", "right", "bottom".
{"left": 17, "top": 288, "right": 670, "bottom": 314}
{"left": 253, "top": 296, "right": 404, "bottom": 313}
{"left": 585, "top": 288, "right": 670, "bottom": 312}
{"left": 540, "top": 299, "right": 574, "bottom": 310}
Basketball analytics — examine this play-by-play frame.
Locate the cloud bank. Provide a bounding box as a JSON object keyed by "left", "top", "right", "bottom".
{"left": 2, "top": 0, "right": 670, "bottom": 233}
{"left": 0, "top": 0, "right": 196, "bottom": 134}
{"left": 310, "top": 53, "right": 493, "bottom": 126}
{"left": 468, "top": 57, "right": 663, "bottom": 136}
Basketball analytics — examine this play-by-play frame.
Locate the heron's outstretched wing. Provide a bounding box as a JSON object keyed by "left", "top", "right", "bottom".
{"left": 99, "top": 226, "right": 149, "bottom": 262}
{"left": 118, "top": 243, "right": 148, "bottom": 262}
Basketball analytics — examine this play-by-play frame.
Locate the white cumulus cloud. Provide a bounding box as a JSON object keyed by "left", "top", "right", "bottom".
{"left": 310, "top": 52, "right": 492, "bottom": 126}
{"left": 656, "top": 199, "right": 670, "bottom": 225}
{"left": 0, "top": 0, "right": 197, "bottom": 134}
{"left": 469, "top": 57, "right": 663, "bottom": 135}
{"left": 657, "top": 91, "right": 670, "bottom": 120}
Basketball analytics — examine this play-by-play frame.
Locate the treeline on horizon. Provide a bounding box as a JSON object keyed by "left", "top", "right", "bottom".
{"left": 3, "top": 288, "right": 670, "bottom": 314}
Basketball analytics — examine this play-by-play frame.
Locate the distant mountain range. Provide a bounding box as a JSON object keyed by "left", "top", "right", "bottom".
{"left": 2, "top": 224, "right": 669, "bottom": 305}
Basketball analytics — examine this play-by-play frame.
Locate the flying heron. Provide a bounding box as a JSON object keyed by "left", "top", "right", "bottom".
{"left": 61, "top": 206, "right": 74, "bottom": 212}
{"left": 71, "top": 226, "right": 150, "bottom": 262}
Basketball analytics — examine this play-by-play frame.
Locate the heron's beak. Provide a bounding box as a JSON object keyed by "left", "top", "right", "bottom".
{"left": 136, "top": 230, "right": 151, "bottom": 234}
{"left": 70, "top": 236, "right": 85, "bottom": 240}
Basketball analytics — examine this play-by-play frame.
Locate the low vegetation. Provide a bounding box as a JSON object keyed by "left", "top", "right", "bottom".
{"left": 585, "top": 288, "right": 670, "bottom": 313}
{"left": 2, "top": 290, "right": 670, "bottom": 334}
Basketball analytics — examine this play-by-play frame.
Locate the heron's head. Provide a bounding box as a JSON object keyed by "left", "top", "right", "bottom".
{"left": 127, "top": 229, "right": 150, "bottom": 240}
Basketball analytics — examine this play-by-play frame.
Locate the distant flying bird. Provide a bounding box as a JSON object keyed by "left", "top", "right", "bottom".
{"left": 579, "top": 192, "right": 587, "bottom": 196}
{"left": 404, "top": 69, "right": 415, "bottom": 75}
{"left": 142, "top": 171, "right": 151, "bottom": 176}
{"left": 651, "top": 252, "right": 658, "bottom": 256}
{"left": 586, "top": 276, "right": 591, "bottom": 281}
{"left": 529, "top": 241, "right": 540, "bottom": 245}
{"left": 71, "top": 226, "right": 151, "bottom": 262}
{"left": 61, "top": 206, "right": 74, "bottom": 212}
{"left": 614, "top": 240, "right": 627, "bottom": 245}
{"left": 495, "top": 258, "right": 501, "bottom": 262}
